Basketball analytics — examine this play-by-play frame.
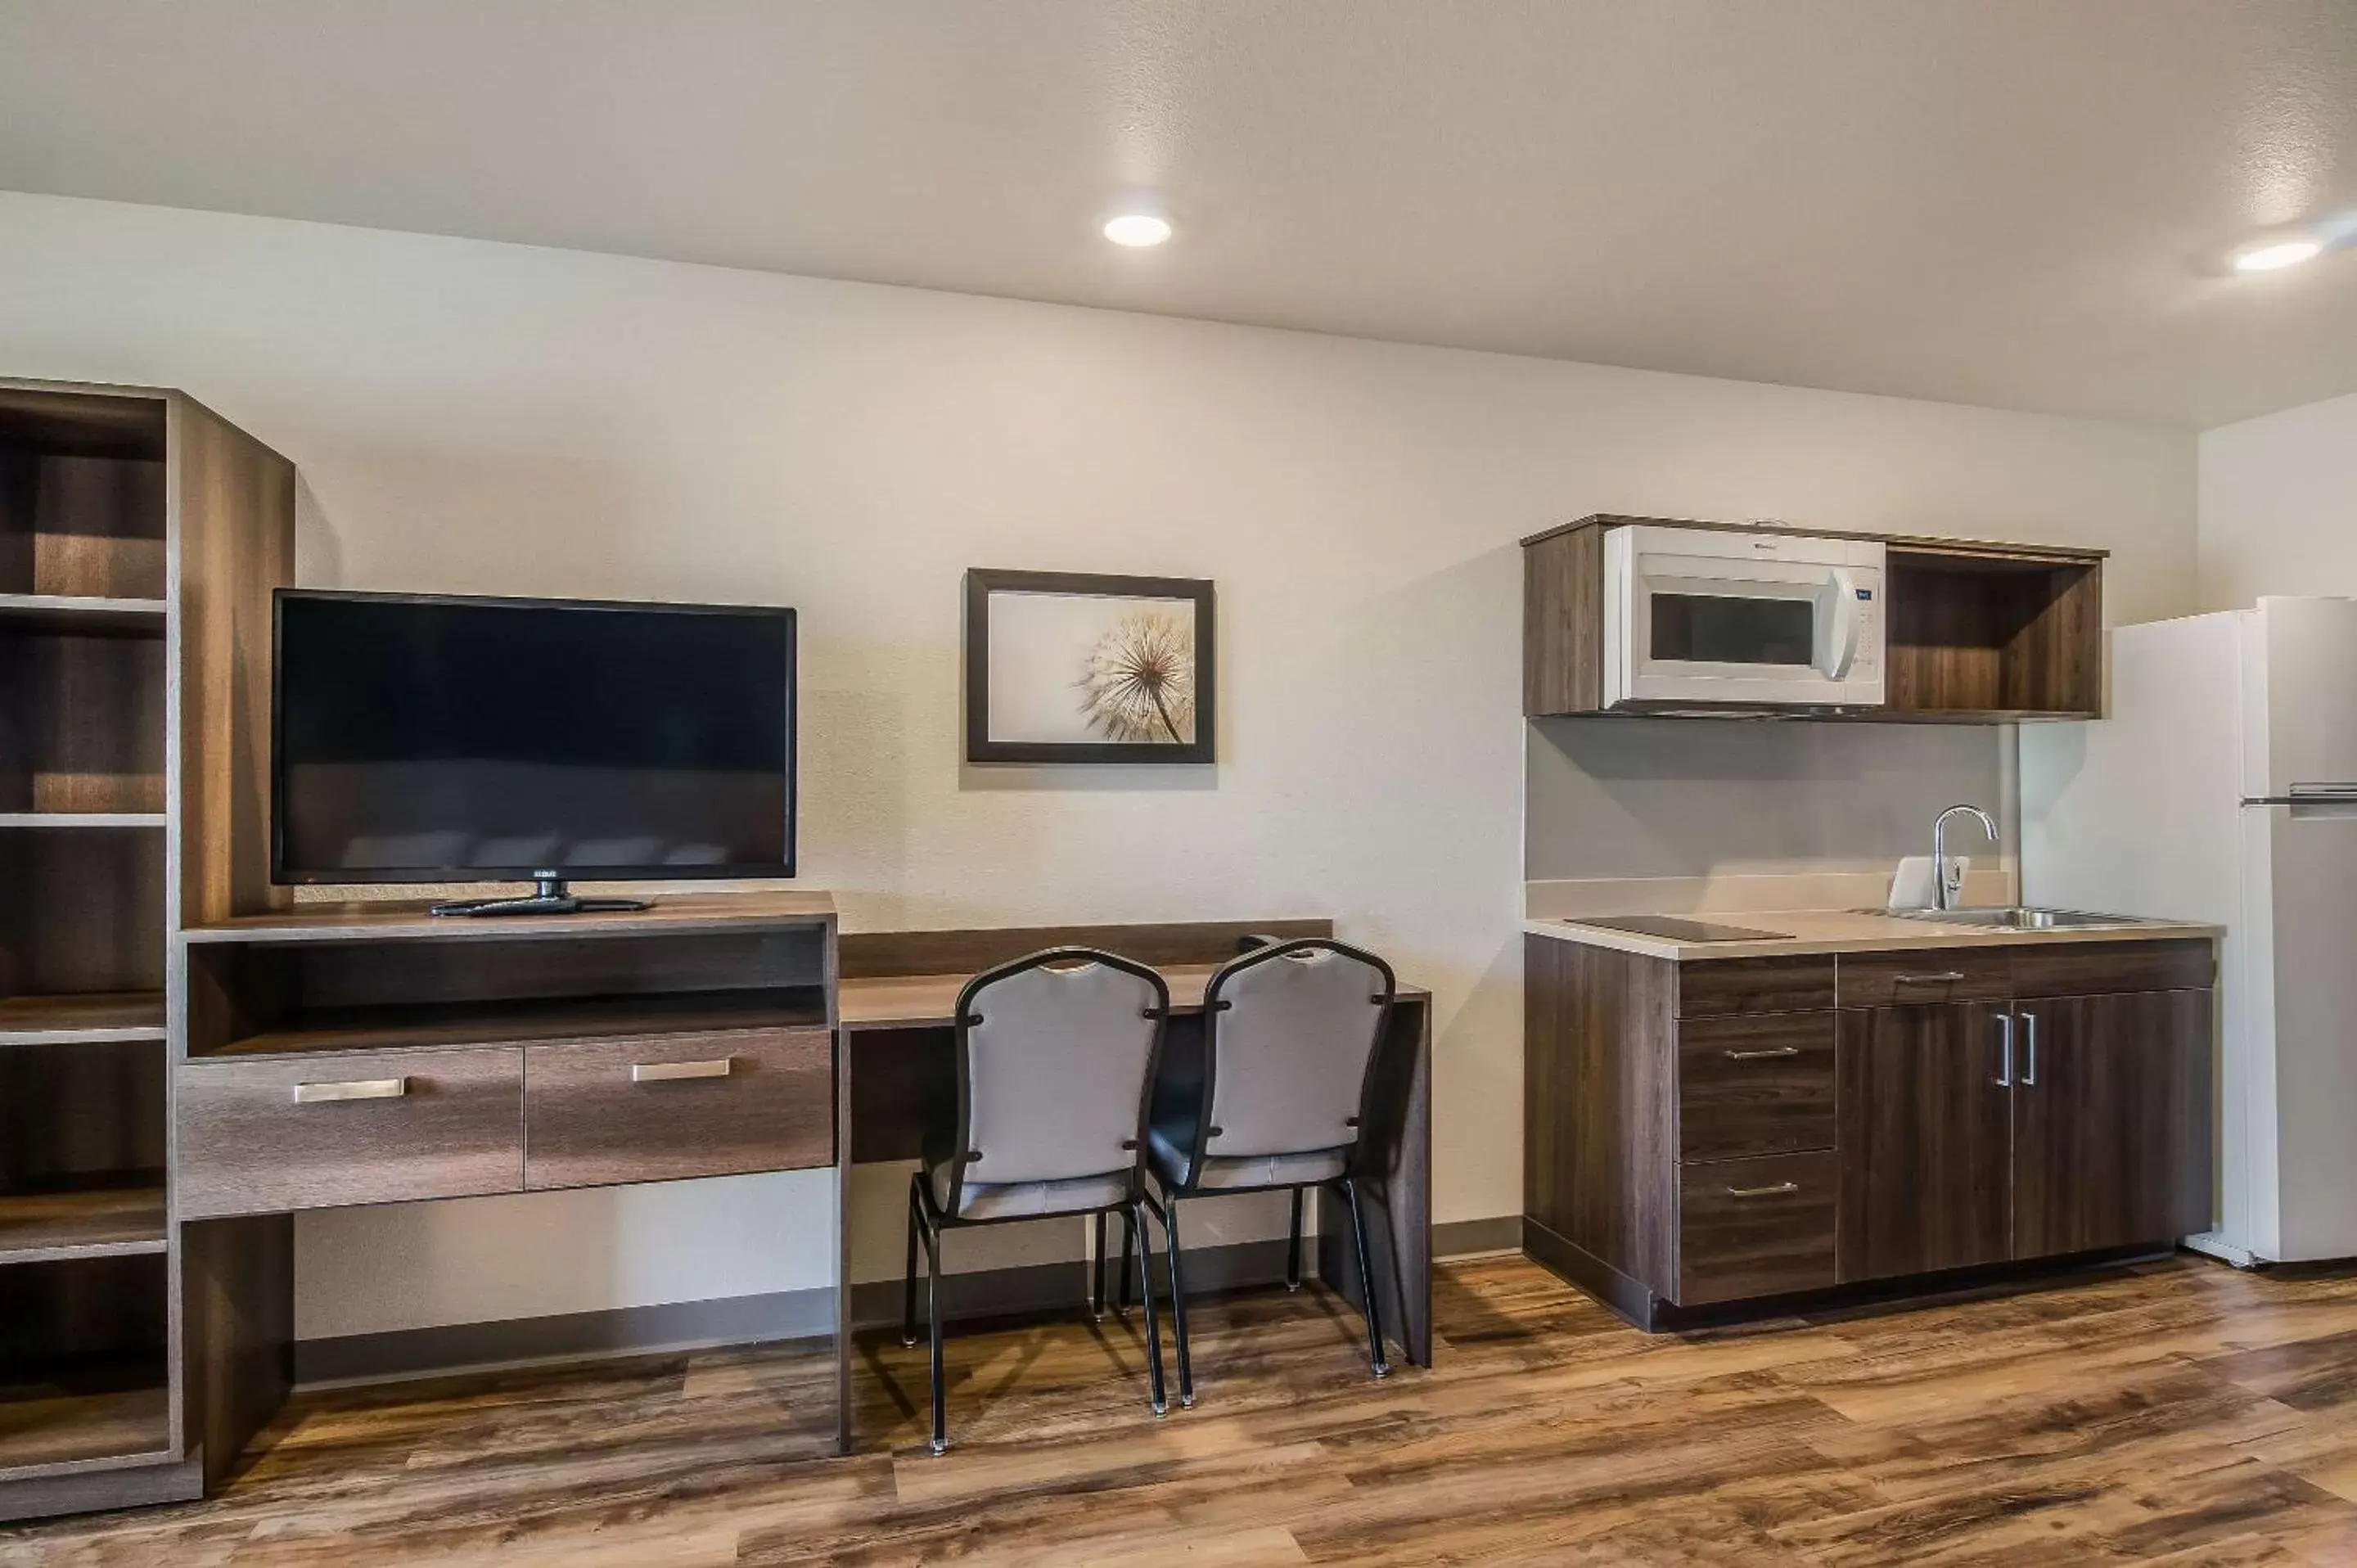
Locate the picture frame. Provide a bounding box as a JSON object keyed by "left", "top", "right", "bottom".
{"left": 963, "top": 569, "right": 1216, "bottom": 764}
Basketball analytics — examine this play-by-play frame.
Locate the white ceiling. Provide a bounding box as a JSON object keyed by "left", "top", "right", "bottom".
{"left": 2, "top": 0, "right": 2354, "bottom": 427}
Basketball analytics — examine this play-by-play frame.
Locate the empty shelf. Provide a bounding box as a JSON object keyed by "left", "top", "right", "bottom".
{"left": 207, "top": 986, "right": 831, "bottom": 1058}
{"left": 0, "top": 993, "right": 167, "bottom": 1047}
{"left": 0, "top": 594, "right": 168, "bottom": 638}
{"left": 0, "top": 1382, "right": 173, "bottom": 1479}
{"left": 0, "top": 1187, "right": 169, "bottom": 1266}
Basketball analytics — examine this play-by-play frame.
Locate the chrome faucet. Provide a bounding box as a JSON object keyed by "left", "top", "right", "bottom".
{"left": 1932, "top": 804, "right": 1998, "bottom": 911}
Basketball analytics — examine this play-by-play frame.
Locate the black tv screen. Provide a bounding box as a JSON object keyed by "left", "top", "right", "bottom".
{"left": 273, "top": 591, "right": 795, "bottom": 883}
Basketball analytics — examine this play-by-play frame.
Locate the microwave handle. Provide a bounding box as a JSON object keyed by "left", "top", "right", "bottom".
{"left": 1823, "top": 569, "right": 1862, "bottom": 679}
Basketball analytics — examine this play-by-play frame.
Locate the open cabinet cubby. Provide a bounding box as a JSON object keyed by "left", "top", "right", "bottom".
{"left": 1882, "top": 547, "right": 2103, "bottom": 720}
{"left": 0, "top": 1255, "right": 174, "bottom": 1476}
{"left": 0, "top": 390, "right": 168, "bottom": 605}
{"left": 185, "top": 926, "right": 833, "bottom": 1059}
{"left": 0, "top": 625, "right": 168, "bottom": 817}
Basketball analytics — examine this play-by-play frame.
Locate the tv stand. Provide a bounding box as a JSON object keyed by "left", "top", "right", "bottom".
{"left": 430, "top": 872, "right": 651, "bottom": 918}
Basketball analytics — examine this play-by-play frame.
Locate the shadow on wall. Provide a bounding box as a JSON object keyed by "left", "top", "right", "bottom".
{"left": 1526, "top": 716, "right": 2012, "bottom": 882}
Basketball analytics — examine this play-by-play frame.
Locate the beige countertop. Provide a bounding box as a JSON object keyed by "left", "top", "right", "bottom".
{"left": 1523, "top": 908, "right": 2221, "bottom": 962}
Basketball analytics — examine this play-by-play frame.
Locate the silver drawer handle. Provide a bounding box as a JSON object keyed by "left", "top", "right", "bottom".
{"left": 1724, "top": 1047, "right": 1801, "bottom": 1061}
{"left": 1724, "top": 1181, "right": 1800, "bottom": 1199}
{"left": 1894, "top": 971, "right": 1967, "bottom": 985}
{"left": 631, "top": 1058, "right": 735, "bottom": 1084}
{"left": 292, "top": 1077, "right": 408, "bottom": 1105}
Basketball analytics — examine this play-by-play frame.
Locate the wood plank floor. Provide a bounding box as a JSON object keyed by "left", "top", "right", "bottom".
{"left": 13, "top": 1253, "right": 2357, "bottom": 1564}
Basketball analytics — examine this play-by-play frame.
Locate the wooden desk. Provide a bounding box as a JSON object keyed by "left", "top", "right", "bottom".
{"left": 834, "top": 927, "right": 1434, "bottom": 1454}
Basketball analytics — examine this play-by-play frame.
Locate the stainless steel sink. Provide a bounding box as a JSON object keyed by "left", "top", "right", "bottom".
{"left": 1877, "top": 906, "right": 2142, "bottom": 930}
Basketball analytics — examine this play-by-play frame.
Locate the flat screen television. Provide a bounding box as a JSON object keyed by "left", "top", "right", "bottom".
{"left": 273, "top": 590, "right": 795, "bottom": 913}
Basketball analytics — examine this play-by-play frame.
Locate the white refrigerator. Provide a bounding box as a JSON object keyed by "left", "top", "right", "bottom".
{"left": 2023, "top": 596, "right": 2357, "bottom": 1264}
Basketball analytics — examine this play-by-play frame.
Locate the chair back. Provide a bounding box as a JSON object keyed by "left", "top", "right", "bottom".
{"left": 1197, "top": 939, "right": 1395, "bottom": 1163}
{"left": 945, "top": 948, "right": 1169, "bottom": 1210}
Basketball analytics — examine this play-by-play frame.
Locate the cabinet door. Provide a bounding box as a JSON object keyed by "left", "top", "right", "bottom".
{"left": 1837, "top": 1002, "right": 2013, "bottom": 1282}
{"left": 2012, "top": 991, "right": 2211, "bottom": 1259}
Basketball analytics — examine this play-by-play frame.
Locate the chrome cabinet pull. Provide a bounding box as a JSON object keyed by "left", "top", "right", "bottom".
{"left": 631, "top": 1057, "right": 735, "bottom": 1084}
{"left": 1994, "top": 1012, "right": 2014, "bottom": 1088}
{"left": 1895, "top": 971, "right": 1967, "bottom": 985}
{"left": 2021, "top": 1010, "right": 2038, "bottom": 1086}
{"left": 292, "top": 1077, "right": 408, "bottom": 1105}
{"left": 1724, "top": 1046, "right": 1801, "bottom": 1061}
{"left": 1724, "top": 1182, "right": 1800, "bottom": 1199}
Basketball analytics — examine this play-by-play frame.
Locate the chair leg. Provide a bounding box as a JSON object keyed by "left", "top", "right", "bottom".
{"left": 903, "top": 1177, "right": 922, "bottom": 1348}
{"left": 1286, "top": 1187, "right": 1305, "bottom": 1292}
{"left": 1129, "top": 1200, "right": 1168, "bottom": 1416}
{"left": 1092, "top": 1210, "right": 1108, "bottom": 1321}
{"left": 1341, "top": 1177, "right": 1390, "bottom": 1380}
{"left": 925, "top": 1215, "right": 949, "bottom": 1453}
{"left": 1158, "top": 1197, "right": 1194, "bottom": 1408}
{"left": 1118, "top": 1206, "right": 1136, "bottom": 1313}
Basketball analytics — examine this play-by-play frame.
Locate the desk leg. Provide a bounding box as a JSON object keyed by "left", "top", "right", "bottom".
{"left": 1318, "top": 999, "right": 1432, "bottom": 1367}
{"left": 833, "top": 1029, "right": 854, "bottom": 1456}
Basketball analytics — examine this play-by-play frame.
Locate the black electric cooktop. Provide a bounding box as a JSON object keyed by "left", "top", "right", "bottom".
{"left": 1571, "top": 914, "right": 1790, "bottom": 943}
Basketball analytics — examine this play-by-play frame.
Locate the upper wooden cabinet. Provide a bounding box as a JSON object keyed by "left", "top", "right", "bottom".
{"left": 1521, "top": 514, "right": 2106, "bottom": 723}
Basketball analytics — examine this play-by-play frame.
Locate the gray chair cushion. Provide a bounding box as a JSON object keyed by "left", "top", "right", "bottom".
{"left": 1204, "top": 947, "right": 1387, "bottom": 1160}
{"left": 1148, "top": 1126, "right": 1346, "bottom": 1194}
{"left": 931, "top": 1160, "right": 1130, "bottom": 1221}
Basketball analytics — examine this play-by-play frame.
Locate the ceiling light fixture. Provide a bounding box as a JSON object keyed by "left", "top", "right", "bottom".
{"left": 2232, "top": 237, "right": 2323, "bottom": 273}
{"left": 1103, "top": 212, "right": 1173, "bottom": 247}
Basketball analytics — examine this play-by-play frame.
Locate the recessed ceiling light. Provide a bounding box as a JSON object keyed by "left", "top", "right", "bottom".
{"left": 1103, "top": 212, "right": 1173, "bottom": 247}
{"left": 2232, "top": 237, "right": 2323, "bottom": 273}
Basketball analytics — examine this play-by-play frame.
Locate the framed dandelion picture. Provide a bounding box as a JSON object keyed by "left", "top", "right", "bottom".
{"left": 963, "top": 570, "right": 1215, "bottom": 764}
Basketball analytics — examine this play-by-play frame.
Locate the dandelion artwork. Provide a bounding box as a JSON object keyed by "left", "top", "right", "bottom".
{"left": 1078, "top": 609, "right": 1196, "bottom": 744}
{"left": 965, "top": 570, "right": 1216, "bottom": 764}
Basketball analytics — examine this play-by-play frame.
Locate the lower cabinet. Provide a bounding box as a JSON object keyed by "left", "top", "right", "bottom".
{"left": 2012, "top": 990, "right": 2211, "bottom": 1258}
{"left": 1838, "top": 988, "right": 2213, "bottom": 1283}
{"left": 1521, "top": 933, "right": 2216, "bottom": 1329}
{"left": 1836, "top": 1000, "right": 2012, "bottom": 1281}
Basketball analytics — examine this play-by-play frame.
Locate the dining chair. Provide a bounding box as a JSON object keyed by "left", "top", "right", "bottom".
{"left": 903, "top": 946, "right": 1171, "bottom": 1453}
{"left": 1140, "top": 936, "right": 1398, "bottom": 1406}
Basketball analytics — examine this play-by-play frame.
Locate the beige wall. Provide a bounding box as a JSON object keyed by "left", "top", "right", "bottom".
{"left": 0, "top": 192, "right": 2196, "bottom": 1339}
{"left": 2199, "top": 391, "right": 2357, "bottom": 611}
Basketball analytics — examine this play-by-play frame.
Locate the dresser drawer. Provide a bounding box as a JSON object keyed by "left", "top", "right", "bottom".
{"left": 1677, "top": 1151, "right": 1837, "bottom": 1305}
{"left": 1836, "top": 948, "right": 2011, "bottom": 1008}
{"left": 523, "top": 1027, "right": 834, "bottom": 1191}
{"left": 178, "top": 1048, "right": 525, "bottom": 1219}
{"left": 1677, "top": 1013, "right": 1836, "bottom": 1164}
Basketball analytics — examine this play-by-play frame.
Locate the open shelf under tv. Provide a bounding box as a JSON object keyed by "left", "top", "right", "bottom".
{"left": 199, "top": 985, "right": 831, "bottom": 1060}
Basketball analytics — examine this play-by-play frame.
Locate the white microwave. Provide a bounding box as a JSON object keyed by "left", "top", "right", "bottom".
{"left": 1602, "top": 524, "right": 1886, "bottom": 709}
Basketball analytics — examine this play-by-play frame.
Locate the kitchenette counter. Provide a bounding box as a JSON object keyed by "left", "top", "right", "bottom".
{"left": 1523, "top": 908, "right": 2220, "bottom": 962}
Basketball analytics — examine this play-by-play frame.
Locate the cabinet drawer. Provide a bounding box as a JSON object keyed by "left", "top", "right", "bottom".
{"left": 1677, "top": 956, "right": 1836, "bottom": 1018}
{"left": 524, "top": 1027, "right": 834, "bottom": 1191}
{"left": 2008, "top": 939, "right": 2215, "bottom": 999}
{"left": 1836, "top": 948, "right": 2010, "bottom": 1008}
{"left": 1677, "top": 1151, "right": 1837, "bottom": 1305}
{"left": 1678, "top": 1013, "right": 1836, "bottom": 1164}
{"left": 178, "top": 1048, "right": 525, "bottom": 1219}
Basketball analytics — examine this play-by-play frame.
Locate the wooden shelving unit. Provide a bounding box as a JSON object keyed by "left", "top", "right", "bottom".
{"left": 0, "top": 377, "right": 294, "bottom": 1521}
